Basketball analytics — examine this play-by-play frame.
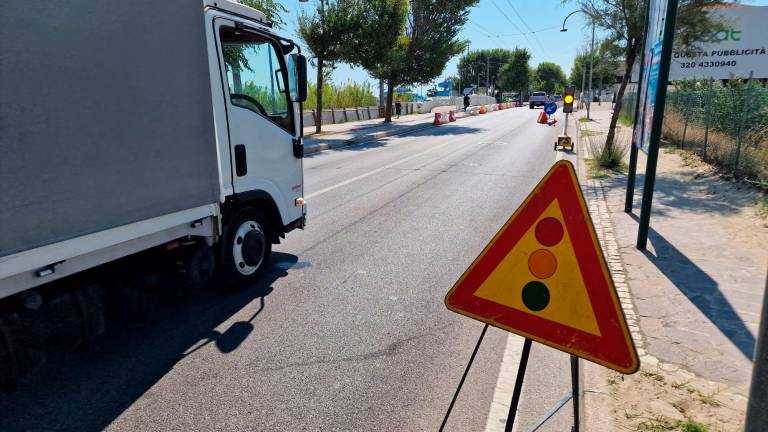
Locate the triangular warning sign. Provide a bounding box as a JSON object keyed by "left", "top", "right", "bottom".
{"left": 445, "top": 160, "right": 638, "bottom": 374}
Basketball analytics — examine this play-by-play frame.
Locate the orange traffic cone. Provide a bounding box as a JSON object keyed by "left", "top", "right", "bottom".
{"left": 433, "top": 112, "right": 443, "bottom": 125}
{"left": 537, "top": 111, "right": 548, "bottom": 124}
{"left": 448, "top": 111, "right": 456, "bottom": 122}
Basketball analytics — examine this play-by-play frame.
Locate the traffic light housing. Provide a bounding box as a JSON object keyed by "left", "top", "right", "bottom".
{"left": 563, "top": 85, "right": 575, "bottom": 113}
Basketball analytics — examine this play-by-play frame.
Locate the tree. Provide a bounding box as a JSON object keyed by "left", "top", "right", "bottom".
{"left": 237, "top": 0, "right": 288, "bottom": 29}
{"left": 496, "top": 48, "right": 531, "bottom": 98}
{"left": 347, "top": 0, "right": 477, "bottom": 122}
{"left": 298, "top": 1, "right": 360, "bottom": 132}
{"left": 572, "top": 0, "right": 724, "bottom": 150}
{"left": 457, "top": 49, "right": 516, "bottom": 93}
{"left": 535, "top": 62, "right": 567, "bottom": 94}
{"left": 569, "top": 42, "right": 622, "bottom": 92}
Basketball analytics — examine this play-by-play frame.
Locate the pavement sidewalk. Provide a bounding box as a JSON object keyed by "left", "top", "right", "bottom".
{"left": 302, "top": 104, "right": 505, "bottom": 154}
{"left": 577, "top": 105, "right": 766, "bottom": 430}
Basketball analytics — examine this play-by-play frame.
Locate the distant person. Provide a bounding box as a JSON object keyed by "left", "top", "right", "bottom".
{"left": 395, "top": 98, "right": 402, "bottom": 119}
{"left": 463, "top": 93, "right": 470, "bottom": 111}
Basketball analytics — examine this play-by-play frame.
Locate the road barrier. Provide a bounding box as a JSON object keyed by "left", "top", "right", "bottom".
{"left": 448, "top": 111, "right": 456, "bottom": 122}
{"left": 479, "top": 105, "right": 487, "bottom": 114}
{"left": 433, "top": 112, "right": 443, "bottom": 125}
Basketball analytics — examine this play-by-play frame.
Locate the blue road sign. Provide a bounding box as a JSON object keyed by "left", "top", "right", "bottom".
{"left": 544, "top": 102, "right": 557, "bottom": 115}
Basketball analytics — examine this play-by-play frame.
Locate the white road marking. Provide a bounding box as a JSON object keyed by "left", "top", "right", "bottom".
{"left": 484, "top": 333, "right": 525, "bottom": 432}
{"left": 305, "top": 141, "right": 454, "bottom": 199}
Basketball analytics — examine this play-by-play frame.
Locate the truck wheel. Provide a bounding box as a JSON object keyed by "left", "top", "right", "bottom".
{"left": 221, "top": 208, "right": 272, "bottom": 289}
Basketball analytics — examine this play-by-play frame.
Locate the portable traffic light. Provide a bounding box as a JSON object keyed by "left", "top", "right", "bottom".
{"left": 563, "top": 85, "right": 575, "bottom": 113}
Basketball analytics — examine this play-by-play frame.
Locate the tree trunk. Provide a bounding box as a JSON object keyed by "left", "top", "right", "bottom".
{"left": 605, "top": 41, "right": 638, "bottom": 151}
{"left": 315, "top": 57, "right": 324, "bottom": 134}
{"left": 384, "top": 80, "right": 394, "bottom": 123}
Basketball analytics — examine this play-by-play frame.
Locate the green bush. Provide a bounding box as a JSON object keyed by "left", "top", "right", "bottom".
{"left": 304, "top": 80, "right": 378, "bottom": 109}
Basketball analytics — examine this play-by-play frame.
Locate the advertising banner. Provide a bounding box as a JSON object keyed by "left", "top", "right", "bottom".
{"left": 633, "top": 0, "right": 671, "bottom": 152}
{"left": 669, "top": 5, "right": 768, "bottom": 80}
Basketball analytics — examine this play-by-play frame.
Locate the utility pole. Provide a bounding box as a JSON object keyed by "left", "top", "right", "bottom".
{"left": 486, "top": 56, "right": 490, "bottom": 96}
{"left": 587, "top": 21, "right": 595, "bottom": 119}
{"left": 745, "top": 275, "right": 768, "bottom": 431}
{"left": 581, "top": 66, "right": 586, "bottom": 109}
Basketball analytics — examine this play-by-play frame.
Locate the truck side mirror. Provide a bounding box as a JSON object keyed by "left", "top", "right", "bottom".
{"left": 289, "top": 54, "right": 308, "bottom": 103}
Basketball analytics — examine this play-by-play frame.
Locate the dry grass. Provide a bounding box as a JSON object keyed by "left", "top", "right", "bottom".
{"left": 662, "top": 108, "right": 768, "bottom": 186}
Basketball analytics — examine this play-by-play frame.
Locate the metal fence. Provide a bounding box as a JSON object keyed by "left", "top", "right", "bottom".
{"left": 623, "top": 83, "right": 768, "bottom": 185}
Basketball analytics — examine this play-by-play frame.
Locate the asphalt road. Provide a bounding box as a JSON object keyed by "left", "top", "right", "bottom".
{"left": 1, "top": 108, "right": 579, "bottom": 431}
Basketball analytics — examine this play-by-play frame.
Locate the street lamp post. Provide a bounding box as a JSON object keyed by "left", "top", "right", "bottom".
{"left": 561, "top": 10, "right": 596, "bottom": 119}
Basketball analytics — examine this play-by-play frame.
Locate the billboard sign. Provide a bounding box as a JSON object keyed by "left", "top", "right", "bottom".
{"left": 669, "top": 5, "right": 768, "bottom": 80}
{"left": 633, "top": 0, "right": 671, "bottom": 152}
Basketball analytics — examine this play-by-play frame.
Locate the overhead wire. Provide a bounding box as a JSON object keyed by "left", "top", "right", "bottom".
{"left": 506, "top": 0, "right": 553, "bottom": 59}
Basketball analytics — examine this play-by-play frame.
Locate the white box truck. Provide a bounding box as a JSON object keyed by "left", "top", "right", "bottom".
{"left": 0, "top": 0, "right": 308, "bottom": 384}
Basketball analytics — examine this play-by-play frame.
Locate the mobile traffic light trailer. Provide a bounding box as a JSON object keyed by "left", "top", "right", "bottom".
{"left": 0, "top": 0, "right": 308, "bottom": 386}
{"left": 555, "top": 86, "right": 576, "bottom": 151}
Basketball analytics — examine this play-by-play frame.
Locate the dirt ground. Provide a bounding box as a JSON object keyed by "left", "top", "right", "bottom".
{"left": 585, "top": 358, "right": 747, "bottom": 431}
{"left": 582, "top": 129, "right": 765, "bottom": 431}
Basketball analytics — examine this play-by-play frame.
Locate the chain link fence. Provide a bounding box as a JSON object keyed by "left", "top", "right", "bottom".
{"left": 623, "top": 81, "right": 768, "bottom": 187}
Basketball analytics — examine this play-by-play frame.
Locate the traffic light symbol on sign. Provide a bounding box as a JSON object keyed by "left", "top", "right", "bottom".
{"left": 444, "top": 160, "right": 638, "bottom": 373}
{"left": 563, "top": 85, "right": 575, "bottom": 113}
{"left": 472, "top": 199, "right": 601, "bottom": 336}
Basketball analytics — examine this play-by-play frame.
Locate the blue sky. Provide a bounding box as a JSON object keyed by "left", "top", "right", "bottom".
{"left": 275, "top": 0, "right": 768, "bottom": 91}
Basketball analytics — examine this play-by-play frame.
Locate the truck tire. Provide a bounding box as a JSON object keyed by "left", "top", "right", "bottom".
{"left": 220, "top": 207, "right": 272, "bottom": 289}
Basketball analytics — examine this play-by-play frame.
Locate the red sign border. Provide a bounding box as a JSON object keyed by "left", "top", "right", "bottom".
{"left": 445, "top": 160, "right": 639, "bottom": 374}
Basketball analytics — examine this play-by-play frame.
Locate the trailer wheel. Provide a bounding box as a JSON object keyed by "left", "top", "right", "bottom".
{"left": 221, "top": 207, "right": 272, "bottom": 289}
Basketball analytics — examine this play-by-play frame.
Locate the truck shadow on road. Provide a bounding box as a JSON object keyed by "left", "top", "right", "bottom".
{"left": 0, "top": 252, "right": 298, "bottom": 432}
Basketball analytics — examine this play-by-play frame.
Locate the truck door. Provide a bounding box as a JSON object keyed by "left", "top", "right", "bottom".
{"left": 215, "top": 21, "right": 304, "bottom": 226}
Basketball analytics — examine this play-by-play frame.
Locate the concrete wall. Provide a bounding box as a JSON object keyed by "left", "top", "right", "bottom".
{"left": 303, "top": 103, "right": 417, "bottom": 128}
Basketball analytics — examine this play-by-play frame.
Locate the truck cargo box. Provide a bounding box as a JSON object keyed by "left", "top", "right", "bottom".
{"left": 0, "top": 0, "right": 221, "bottom": 257}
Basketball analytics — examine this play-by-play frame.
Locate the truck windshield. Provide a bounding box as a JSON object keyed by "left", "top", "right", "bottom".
{"left": 220, "top": 27, "right": 292, "bottom": 132}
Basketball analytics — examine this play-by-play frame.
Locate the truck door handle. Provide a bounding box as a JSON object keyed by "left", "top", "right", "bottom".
{"left": 234, "top": 144, "right": 247, "bottom": 176}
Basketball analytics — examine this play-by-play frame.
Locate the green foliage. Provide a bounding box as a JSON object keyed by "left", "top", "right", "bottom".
{"left": 304, "top": 80, "right": 378, "bottom": 109}
{"left": 346, "top": 0, "right": 476, "bottom": 122}
{"left": 571, "top": 0, "right": 727, "bottom": 150}
{"left": 237, "top": 0, "right": 288, "bottom": 29}
{"left": 298, "top": 0, "right": 364, "bottom": 130}
{"left": 679, "top": 418, "right": 709, "bottom": 432}
{"left": 241, "top": 81, "right": 287, "bottom": 113}
{"left": 569, "top": 43, "right": 622, "bottom": 91}
{"left": 495, "top": 48, "right": 531, "bottom": 95}
{"left": 656, "top": 78, "right": 768, "bottom": 183}
{"left": 457, "top": 48, "right": 517, "bottom": 90}
{"left": 298, "top": 0, "right": 359, "bottom": 64}
{"left": 535, "top": 62, "right": 567, "bottom": 94}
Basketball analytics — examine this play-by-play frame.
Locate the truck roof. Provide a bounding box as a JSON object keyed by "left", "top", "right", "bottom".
{"left": 204, "top": 0, "right": 269, "bottom": 25}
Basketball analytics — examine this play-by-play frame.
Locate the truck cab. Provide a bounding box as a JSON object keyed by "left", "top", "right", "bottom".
{"left": 204, "top": 1, "right": 308, "bottom": 285}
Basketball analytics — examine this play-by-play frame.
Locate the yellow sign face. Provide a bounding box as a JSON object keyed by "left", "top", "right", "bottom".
{"left": 564, "top": 95, "right": 574, "bottom": 104}
{"left": 557, "top": 136, "right": 572, "bottom": 148}
{"left": 444, "top": 161, "right": 639, "bottom": 374}
{"left": 473, "top": 199, "right": 601, "bottom": 335}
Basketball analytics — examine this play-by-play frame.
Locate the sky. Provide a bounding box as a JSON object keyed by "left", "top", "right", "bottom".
{"left": 274, "top": 0, "right": 768, "bottom": 92}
